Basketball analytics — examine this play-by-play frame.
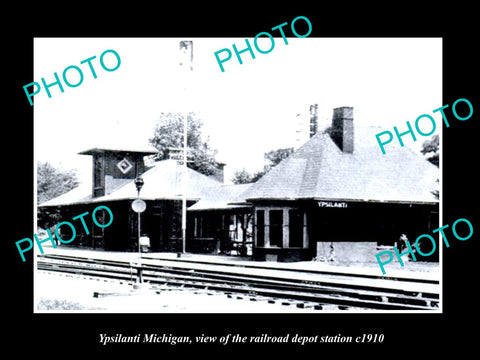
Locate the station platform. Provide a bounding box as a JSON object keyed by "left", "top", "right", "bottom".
{"left": 35, "top": 245, "right": 441, "bottom": 283}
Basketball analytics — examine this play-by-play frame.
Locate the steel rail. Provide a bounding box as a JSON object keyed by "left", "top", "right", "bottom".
{"left": 37, "top": 254, "right": 439, "bottom": 310}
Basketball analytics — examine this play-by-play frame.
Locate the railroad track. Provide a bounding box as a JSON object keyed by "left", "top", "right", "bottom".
{"left": 37, "top": 254, "right": 440, "bottom": 311}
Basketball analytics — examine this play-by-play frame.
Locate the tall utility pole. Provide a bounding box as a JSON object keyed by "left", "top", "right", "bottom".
{"left": 179, "top": 40, "right": 193, "bottom": 255}
{"left": 182, "top": 107, "right": 187, "bottom": 255}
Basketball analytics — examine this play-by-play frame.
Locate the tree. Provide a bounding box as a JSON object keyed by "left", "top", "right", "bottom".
{"left": 420, "top": 134, "right": 439, "bottom": 167}
{"left": 420, "top": 134, "right": 439, "bottom": 200}
{"left": 231, "top": 169, "right": 253, "bottom": 184}
{"left": 264, "top": 147, "right": 295, "bottom": 168}
{"left": 37, "top": 162, "right": 79, "bottom": 204}
{"left": 231, "top": 147, "right": 294, "bottom": 184}
{"left": 149, "top": 112, "right": 220, "bottom": 176}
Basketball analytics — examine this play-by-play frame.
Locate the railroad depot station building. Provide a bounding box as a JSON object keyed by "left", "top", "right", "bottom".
{"left": 39, "top": 106, "right": 439, "bottom": 263}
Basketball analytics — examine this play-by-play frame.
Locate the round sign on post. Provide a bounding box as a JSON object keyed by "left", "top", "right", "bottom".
{"left": 132, "top": 199, "right": 147, "bottom": 213}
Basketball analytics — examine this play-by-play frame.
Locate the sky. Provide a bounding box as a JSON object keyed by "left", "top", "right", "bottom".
{"left": 34, "top": 37, "right": 442, "bottom": 184}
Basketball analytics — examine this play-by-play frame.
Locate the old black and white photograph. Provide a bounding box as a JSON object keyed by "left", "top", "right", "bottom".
{"left": 32, "top": 37, "right": 442, "bottom": 313}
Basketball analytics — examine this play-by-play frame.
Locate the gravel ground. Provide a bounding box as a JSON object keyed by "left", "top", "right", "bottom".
{"left": 35, "top": 271, "right": 338, "bottom": 313}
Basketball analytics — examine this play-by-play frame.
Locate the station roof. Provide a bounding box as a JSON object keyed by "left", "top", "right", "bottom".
{"left": 242, "top": 126, "right": 439, "bottom": 204}
{"left": 40, "top": 127, "right": 439, "bottom": 209}
{"left": 96, "top": 160, "right": 220, "bottom": 202}
{"left": 38, "top": 183, "right": 93, "bottom": 207}
{"left": 39, "top": 160, "right": 221, "bottom": 207}
{"left": 188, "top": 183, "right": 253, "bottom": 211}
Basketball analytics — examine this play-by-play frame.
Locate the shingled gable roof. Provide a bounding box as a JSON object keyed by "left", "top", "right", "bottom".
{"left": 39, "top": 159, "right": 221, "bottom": 207}
{"left": 96, "top": 159, "right": 220, "bottom": 202}
{"left": 188, "top": 183, "right": 253, "bottom": 211}
{"left": 38, "top": 183, "right": 93, "bottom": 207}
{"left": 242, "top": 126, "right": 439, "bottom": 204}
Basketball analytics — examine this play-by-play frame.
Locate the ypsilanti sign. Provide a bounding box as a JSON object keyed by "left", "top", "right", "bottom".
{"left": 317, "top": 201, "right": 348, "bottom": 208}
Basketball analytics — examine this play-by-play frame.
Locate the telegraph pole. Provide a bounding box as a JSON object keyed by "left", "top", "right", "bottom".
{"left": 181, "top": 108, "right": 187, "bottom": 255}
{"left": 179, "top": 40, "right": 193, "bottom": 256}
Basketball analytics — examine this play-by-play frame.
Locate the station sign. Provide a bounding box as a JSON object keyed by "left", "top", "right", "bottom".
{"left": 317, "top": 201, "right": 348, "bottom": 208}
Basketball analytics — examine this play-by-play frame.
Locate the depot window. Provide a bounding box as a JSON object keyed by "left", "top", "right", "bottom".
{"left": 269, "top": 210, "right": 283, "bottom": 247}
{"left": 255, "top": 210, "right": 265, "bottom": 247}
{"left": 255, "top": 207, "right": 308, "bottom": 248}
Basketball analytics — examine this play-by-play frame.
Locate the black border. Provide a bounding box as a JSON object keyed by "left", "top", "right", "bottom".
{"left": 6, "top": 6, "right": 478, "bottom": 356}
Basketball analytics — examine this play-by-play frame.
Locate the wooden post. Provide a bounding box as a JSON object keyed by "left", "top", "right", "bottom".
{"left": 179, "top": 40, "right": 193, "bottom": 255}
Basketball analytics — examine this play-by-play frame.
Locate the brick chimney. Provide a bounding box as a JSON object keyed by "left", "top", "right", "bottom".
{"left": 330, "top": 107, "right": 354, "bottom": 153}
